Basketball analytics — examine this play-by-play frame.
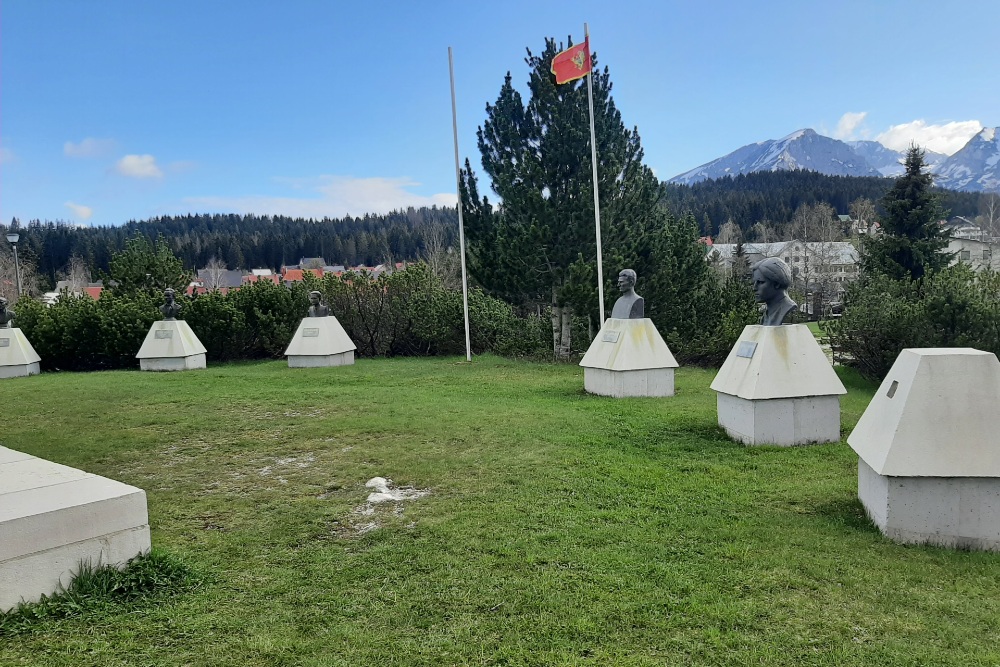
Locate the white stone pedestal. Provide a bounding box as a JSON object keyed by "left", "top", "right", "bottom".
{"left": 579, "top": 318, "right": 678, "bottom": 397}
{"left": 136, "top": 320, "right": 207, "bottom": 371}
{"left": 0, "top": 328, "right": 41, "bottom": 379}
{"left": 849, "top": 348, "right": 1000, "bottom": 551}
{"left": 284, "top": 316, "right": 356, "bottom": 368}
{"left": 0, "top": 446, "right": 151, "bottom": 611}
{"left": 711, "top": 324, "right": 845, "bottom": 446}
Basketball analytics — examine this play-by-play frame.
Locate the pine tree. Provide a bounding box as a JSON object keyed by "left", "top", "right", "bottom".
{"left": 461, "top": 38, "right": 662, "bottom": 357}
{"left": 104, "top": 234, "right": 190, "bottom": 296}
{"left": 862, "top": 146, "right": 950, "bottom": 280}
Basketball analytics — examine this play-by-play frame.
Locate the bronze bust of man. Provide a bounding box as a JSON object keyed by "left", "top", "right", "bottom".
{"left": 0, "top": 297, "right": 14, "bottom": 329}
{"left": 751, "top": 258, "right": 798, "bottom": 326}
{"left": 307, "top": 291, "right": 329, "bottom": 318}
{"left": 160, "top": 288, "right": 182, "bottom": 321}
{"left": 611, "top": 269, "right": 644, "bottom": 319}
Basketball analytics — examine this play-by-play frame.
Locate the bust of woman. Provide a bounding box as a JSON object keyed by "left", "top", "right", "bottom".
{"left": 751, "top": 258, "right": 798, "bottom": 326}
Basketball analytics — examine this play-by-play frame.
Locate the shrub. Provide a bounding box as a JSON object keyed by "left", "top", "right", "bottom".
{"left": 664, "top": 273, "right": 760, "bottom": 367}
{"left": 16, "top": 264, "right": 555, "bottom": 369}
{"left": 827, "top": 265, "right": 1000, "bottom": 381}
{"left": 17, "top": 292, "right": 159, "bottom": 371}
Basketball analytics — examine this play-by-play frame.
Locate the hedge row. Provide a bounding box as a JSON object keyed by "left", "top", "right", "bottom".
{"left": 14, "top": 265, "right": 551, "bottom": 371}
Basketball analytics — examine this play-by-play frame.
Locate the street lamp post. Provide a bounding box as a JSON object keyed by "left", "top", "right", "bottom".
{"left": 6, "top": 232, "right": 21, "bottom": 300}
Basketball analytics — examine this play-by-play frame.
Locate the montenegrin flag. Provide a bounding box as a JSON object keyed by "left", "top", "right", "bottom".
{"left": 550, "top": 38, "right": 591, "bottom": 84}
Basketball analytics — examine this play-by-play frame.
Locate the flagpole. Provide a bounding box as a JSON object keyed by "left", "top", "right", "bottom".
{"left": 584, "top": 23, "right": 605, "bottom": 324}
{"left": 448, "top": 46, "right": 473, "bottom": 362}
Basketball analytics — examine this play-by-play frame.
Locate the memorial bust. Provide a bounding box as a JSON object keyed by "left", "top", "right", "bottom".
{"left": 307, "top": 291, "right": 329, "bottom": 318}
{"left": 0, "top": 297, "right": 13, "bottom": 329}
{"left": 751, "top": 258, "right": 798, "bottom": 326}
{"left": 160, "top": 288, "right": 182, "bottom": 321}
{"left": 611, "top": 269, "right": 644, "bottom": 319}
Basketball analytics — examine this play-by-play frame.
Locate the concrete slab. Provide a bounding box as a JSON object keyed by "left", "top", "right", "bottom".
{"left": 0, "top": 446, "right": 151, "bottom": 611}
{"left": 1, "top": 526, "right": 151, "bottom": 611}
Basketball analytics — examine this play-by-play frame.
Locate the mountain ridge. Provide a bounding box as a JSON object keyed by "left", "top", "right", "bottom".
{"left": 669, "top": 128, "right": 1000, "bottom": 193}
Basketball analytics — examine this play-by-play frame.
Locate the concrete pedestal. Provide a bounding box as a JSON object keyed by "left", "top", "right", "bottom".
{"left": 849, "top": 348, "right": 1000, "bottom": 551}
{"left": 0, "top": 328, "right": 41, "bottom": 379}
{"left": 711, "top": 324, "right": 845, "bottom": 446}
{"left": 584, "top": 367, "right": 675, "bottom": 398}
{"left": 288, "top": 351, "right": 354, "bottom": 368}
{"left": 136, "top": 320, "right": 207, "bottom": 371}
{"left": 284, "top": 316, "right": 356, "bottom": 368}
{"left": 0, "top": 446, "right": 151, "bottom": 611}
{"left": 579, "top": 318, "right": 678, "bottom": 397}
{"left": 858, "top": 459, "right": 1000, "bottom": 551}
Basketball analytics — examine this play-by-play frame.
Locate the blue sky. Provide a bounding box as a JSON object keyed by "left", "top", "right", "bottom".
{"left": 2, "top": 0, "right": 997, "bottom": 227}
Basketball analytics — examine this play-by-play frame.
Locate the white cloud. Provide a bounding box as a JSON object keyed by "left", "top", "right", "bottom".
{"left": 876, "top": 120, "right": 983, "bottom": 155}
{"left": 64, "top": 201, "right": 93, "bottom": 220}
{"left": 0, "top": 147, "right": 14, "bottom": 164}
{"left": 64, "top": 138, "right": 116, "bottom": 158}
{"left": 116, "top": 154, "right": 163, "bottom": 179}
{"left": 184, "top": 176, "right": 456, "bottom": 218}
{"left": 834, "top": 112, "right": 868, "bottom": 140}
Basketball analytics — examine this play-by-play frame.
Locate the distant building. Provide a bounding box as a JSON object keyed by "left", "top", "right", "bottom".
{"left": 196, "top": 269, "right": 244, "bottom": 289}
{"left": 948, "top": 237, "right": 998, "bottom": 271}
{"left": 943, "top": 216, "right": 989, "bottom": 242}
{"left": 707, "top": 240, "right": 861, "bottom": 295}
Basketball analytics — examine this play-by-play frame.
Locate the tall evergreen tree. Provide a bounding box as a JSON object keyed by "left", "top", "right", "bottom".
{"left": 461, "top": 38, "right": 663, "bottom": 357}
{"left": 104, "top": 234, "right": 190, "bottom": 296}
{"left": 861, "top": 146, "right": 950, "bottom": 280}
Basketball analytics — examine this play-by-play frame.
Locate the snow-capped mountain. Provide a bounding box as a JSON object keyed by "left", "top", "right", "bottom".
{"left": 670, "top": 129, "right": 882, "bottom": 185}
{"left": 847, "top": 140, "right": 946, "bottom": 177}
{"left": 933, "top": 127, "right": 1000, "bottom": 193}
{"left": 669, "top": 128, "right": 999, "bottom": 193}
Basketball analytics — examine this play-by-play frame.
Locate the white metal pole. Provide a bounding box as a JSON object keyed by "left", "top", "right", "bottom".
{"left": 448, "top": 47, "right": 473, "bottom": 362}
{"left": 584, "top": 23, "right": 605, "bottom": 323}
{"left": 12, "top": 244, "right": 21, "bottom": 300}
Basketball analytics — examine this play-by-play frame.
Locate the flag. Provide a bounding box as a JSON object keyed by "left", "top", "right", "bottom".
{"left": 550, "top": 38, "right": 590, "bottom": 84}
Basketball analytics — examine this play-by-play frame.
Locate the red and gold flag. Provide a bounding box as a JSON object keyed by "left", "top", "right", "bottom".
{"left": 550, "top": 38, "right": 590, "bottom": 84}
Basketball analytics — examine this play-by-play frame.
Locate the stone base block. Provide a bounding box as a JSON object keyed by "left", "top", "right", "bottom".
{"left": 139, "top": 353, "right": 206, "bottom": 371}
{"left": 859, "top": 458, "right": 1000, "bottom": 551}
{"left": 1, "top": 526, "right": 151, "bottom": 611}
{"left": 1, "top": 447, "right": 151, "bottom": 611}
{"left": 584, "top": 367, "right": 674, "bottom": 397}
{"left": 0, "top": 361, "right": 40, "bottom": 379}
{"left": 288, "top": 351, "right": 355, "bottom": 368}
{"left": 716, "top": 392, "right": 841, "bottom": 446}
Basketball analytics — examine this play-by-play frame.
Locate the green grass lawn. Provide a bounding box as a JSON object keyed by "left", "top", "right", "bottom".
{"left": 1, "top": 357, "right": 998, "bottom": 666}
